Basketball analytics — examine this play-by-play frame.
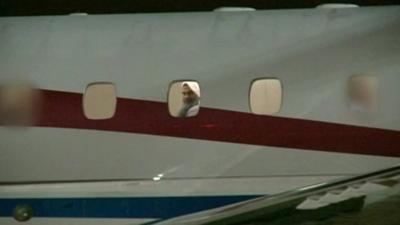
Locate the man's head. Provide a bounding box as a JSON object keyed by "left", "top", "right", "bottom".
{"left": 181, "top": 82, "right": 200, "bottom": 104}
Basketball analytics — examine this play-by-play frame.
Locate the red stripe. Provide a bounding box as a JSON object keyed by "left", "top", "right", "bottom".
{"left": 35, "top": 89, "right": 400, "bottom": 157}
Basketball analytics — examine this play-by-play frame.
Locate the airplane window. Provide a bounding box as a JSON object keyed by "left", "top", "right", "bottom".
{"left": 83, "top": 82, "right": 117, "bottom": 120}
{"left": 249, "top": 78, "right": 282, "bottom": 115}
{"left": 168, "top": 81, "right": 201, "bottom": 118}
{"left": 0, "top": 83, "right": 41, "bottom": 126}
{"left": 348, "top": 75, "right": 378, "bottom": 114}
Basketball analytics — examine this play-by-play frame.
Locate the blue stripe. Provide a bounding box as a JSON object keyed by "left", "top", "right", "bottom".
{"left": 0, "top": 195, "right": 261, "bottom": 219}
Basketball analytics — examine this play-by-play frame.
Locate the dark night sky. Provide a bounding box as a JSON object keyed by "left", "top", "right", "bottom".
{"left": 1, "top": 0, "right": 400, "bottom": 16}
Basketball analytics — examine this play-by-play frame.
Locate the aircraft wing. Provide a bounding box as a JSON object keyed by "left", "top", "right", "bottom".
{"left": 152, "top": 164, "right": 400, "bottom": 225}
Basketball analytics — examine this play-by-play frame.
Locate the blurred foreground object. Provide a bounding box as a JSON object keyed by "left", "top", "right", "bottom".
{"left": 0, "top": 84, "right": 41, "bottom": 126}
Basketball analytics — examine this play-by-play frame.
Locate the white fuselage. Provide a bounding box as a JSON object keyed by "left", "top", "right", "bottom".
{"left": 0, "top": 6, "right": 399, "bottom": 224}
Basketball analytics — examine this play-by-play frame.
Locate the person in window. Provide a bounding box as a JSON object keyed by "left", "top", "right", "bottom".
{"left": 178, "top": 82, "right": 200, "bottom": 117}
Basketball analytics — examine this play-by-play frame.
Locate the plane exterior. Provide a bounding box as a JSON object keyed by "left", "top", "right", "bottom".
{"left": 0, "top": 5, "right": 399, "bottom": 224}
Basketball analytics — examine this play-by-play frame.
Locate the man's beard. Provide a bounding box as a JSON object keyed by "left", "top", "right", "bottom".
{"left": 184, "top": 98, "right": 197, "bottom": 105}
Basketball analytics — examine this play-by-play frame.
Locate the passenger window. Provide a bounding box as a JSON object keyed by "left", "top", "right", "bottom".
{"left": 250, "top": 78, "right": 282, "bottom": 115}
{"left": 348, "top": 75, "right": 378, "bottom": 114}
{"left": 83, "top": 82, "right": 117, "bottom": 120}
{"left": 168, "top": 81, "right": 201, "bottom": 118}
{"left": 0, "top": 84, "right": 40, "bottom": 126}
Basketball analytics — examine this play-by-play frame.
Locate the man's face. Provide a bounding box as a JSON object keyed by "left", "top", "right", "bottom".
{"left": 182, "top": 85, "right": 197, "bottom": 104}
